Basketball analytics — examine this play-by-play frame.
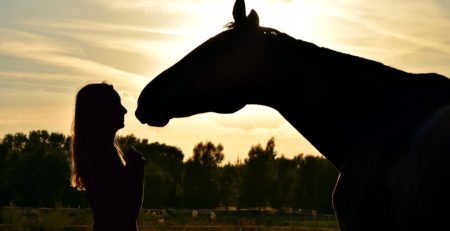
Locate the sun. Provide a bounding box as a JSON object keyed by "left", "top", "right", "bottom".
{"left": 233, "top": 0, "right": 326, "bottom": 42}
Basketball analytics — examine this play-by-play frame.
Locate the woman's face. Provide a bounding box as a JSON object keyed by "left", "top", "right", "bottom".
{"left": 98, "top": 90, "right": 127, "bottom": 132}
{"left": 110, "top": 91, "right": 127, "bottom": 131}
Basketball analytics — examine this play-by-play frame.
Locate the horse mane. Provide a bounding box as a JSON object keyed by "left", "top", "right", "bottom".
{"left": 223, "top": 20, "right": 450, "bottom": 90}
{"left": 224, "top": 21, "right": 286, "bottom": 37}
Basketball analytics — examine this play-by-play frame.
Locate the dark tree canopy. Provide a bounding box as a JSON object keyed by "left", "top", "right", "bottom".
{"left": 0, "top": 131, "right": 337, "bottom": 212}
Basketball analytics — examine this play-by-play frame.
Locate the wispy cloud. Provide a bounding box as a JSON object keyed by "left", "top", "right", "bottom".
{"left": 25, "top": 19, "right": 188, "bottom": 40}
{"left": 95, "top": 0, "right": 230, "bottom": 14}
{"left": 278, "top": 0, "right": 450, "bottom": 75}
{"left": 0, "top": 28, "right": 148, "bottom": 92}
{"left": 208, "top": 105, "right": 285, "bottom": 131}
{"left": 18, "top": 17, "right": 227, "bottom": 77}
{"left": 0, "top": 113, "right": 19, "bottom": 126}
{"left": 0, "top": 72, "right": 81, "bottom": 94}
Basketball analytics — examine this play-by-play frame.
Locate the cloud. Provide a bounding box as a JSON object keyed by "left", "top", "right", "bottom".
{"left": 20, "top": 19, "right": 184, "bottom": 76}
{"left": 95, "top": 0, "right": 230, "bottom": 14}
{"left": 278, "top": 0, "right": 450, "bottom": 75}
{"left": 434, "top": 0, "right": 450, "bottom": 14}
{"left": 0, "top": 72, "right": 81, "bottom": 94}
{"left": 206, "top": 105, "right": 284, "bottom": 130}
{"left": 0, "top": 118, "right": 19, "bottom": 125}
{"left": 26, "top": 19, "right": 187, "bottom": 40}
{"left": 93, "top": 0, "right": 234, "bottom": 36}
{"left": 0, "top": 28, "right": 148, "bottom": 92}
{"left": 335, "top": 0, "right": 450, "bottom": 49}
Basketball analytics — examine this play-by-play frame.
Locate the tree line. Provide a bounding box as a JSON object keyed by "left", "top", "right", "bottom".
{"left": 0, "top": 130, "right": 338, "bottom": 213}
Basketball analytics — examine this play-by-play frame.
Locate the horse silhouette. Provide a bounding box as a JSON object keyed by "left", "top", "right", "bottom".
{"left": 136, "top": 0, "right": 450, "bottom": 230}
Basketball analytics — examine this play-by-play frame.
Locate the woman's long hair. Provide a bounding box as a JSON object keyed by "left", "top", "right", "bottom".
{"left": 70, "top": 83, "right": 126, "bottom": 191}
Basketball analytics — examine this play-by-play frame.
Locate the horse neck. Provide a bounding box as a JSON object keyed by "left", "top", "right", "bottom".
{"left": 258, "top": 38, "right": 450, "bottom": 170}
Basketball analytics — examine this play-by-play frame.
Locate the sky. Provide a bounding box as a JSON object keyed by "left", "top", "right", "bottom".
{"left": 1, "top": 0, "right": 450, "bottom": 163}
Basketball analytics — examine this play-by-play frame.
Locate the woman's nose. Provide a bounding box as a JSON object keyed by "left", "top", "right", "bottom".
{"left": 122, "top": 105, "right": 127, "bottom": 114}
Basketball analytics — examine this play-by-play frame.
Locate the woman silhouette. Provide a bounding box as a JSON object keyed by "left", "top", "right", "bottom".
{"left": 70, "top": 83, "right": 144, "bottom": 231}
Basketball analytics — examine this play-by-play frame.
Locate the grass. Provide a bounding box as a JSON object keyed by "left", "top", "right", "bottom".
{"left": 0, "top": 207, "right": 340, "bottom": 231}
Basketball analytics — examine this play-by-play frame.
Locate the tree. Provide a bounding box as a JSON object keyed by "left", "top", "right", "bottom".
{"left": 183, "top": 141, "right": 224, "bottom": 208}
{"left": 218, "top": 162, "right": 241, "bottom": 208}
{"left": 0, "top": 131, "right": 89, "bottom": 207}
{"left": 293, "top": 155, "right": 338, "bottom": 213}
{"left": 0, "top": 134, "right": 23, "bottom": 205}
{"left": 116, "top": 134, "right": 140, "bottom": 151}
{"left": 137, "top": 142, "right": 184, "bottom": 208}
{"left": 0, "top": 131, "right": 338, "bottom": 211}
{"left": 239, "top": 137, "right": 277, "bottom": 208}
{"left": 270, "top": 156, "right": 296, "bottom": 209}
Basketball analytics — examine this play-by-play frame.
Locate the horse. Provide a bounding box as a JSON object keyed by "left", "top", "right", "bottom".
{"left": 135, "top": 0, "right": 450, "bottom": 230}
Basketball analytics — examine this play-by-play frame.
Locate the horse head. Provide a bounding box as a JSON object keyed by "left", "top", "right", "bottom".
{"left": 136, "top": 0, "right": 286, "bottom": 126}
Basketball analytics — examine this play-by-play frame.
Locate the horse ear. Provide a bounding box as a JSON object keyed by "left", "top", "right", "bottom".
{"left": 233, "top": 0, "right": 247, "bottom": 25}
{"left": 247, "top": 9, "right": 259, "bottom": 27}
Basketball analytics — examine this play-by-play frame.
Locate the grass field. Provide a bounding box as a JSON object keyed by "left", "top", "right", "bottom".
{"left": 0, "top": 207, "right": 340, "bottom": 231}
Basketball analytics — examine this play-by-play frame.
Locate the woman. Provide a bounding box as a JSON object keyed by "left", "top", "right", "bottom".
{"left": 70, "top": 83, "right": 144, "bottom": 231}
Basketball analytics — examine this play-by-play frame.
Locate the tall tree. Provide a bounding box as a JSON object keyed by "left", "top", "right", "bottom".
{"left": 218, "top": 162, "right": 241, "bottom": 208}
{"left": 183, "top": 141, "right": 224, "bottom": 208}
{"left": 137, "top": 142, "right": 184, "bottom": 208}
{"left": 271, "top": 156, "right": 296, "bottom": 209}
{"left": 293, "top": 155, "right": 338, "bottom": 213}
{"left": 0, "top": 133, "right": 25, "bottom": 205}
{"left": 239, "top": 137, "right": 277, "bottom": 208}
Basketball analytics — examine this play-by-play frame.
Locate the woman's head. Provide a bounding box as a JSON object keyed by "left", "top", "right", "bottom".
{"left": 71, "top": 83, "right": 127, "bottom": 190}
{"left": 74, "top": 83, "right": 127, "bottom": 138}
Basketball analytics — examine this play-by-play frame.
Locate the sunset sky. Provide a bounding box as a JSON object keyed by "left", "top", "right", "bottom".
{"left": 1, "top": 0, "right": 450, "bottom": 163}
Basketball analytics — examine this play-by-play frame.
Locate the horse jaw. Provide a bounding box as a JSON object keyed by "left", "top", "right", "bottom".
{"left": 212, "top": 102, "right": 247, "bottom": 115}
{"left": 144, "top": 117, "right": 170, "bottom": 127}
{"left": 135, "top": 100, "right": 246, "bottom": 127}
{"left": 135, "top": 108, "right": 170, "bottom": 127}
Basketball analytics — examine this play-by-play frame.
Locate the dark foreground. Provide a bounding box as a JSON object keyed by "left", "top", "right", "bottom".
{"left": 0, "top": 207, "right": 339, "bottom": 231}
